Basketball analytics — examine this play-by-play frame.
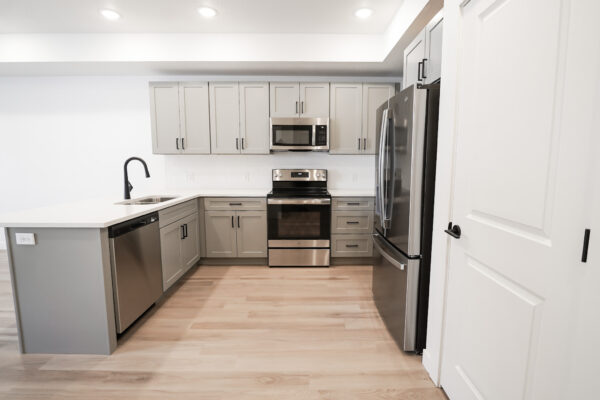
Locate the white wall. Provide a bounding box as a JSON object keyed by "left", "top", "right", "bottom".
{"left": 0, "top": 76, "right": 375, "bottom": 249}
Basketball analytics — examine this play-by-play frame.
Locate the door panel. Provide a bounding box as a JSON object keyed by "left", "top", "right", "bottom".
{"left": 299, "top": 83, "right": 329, "bottom": 117}
{"left": 329, "top": 83, "right": 363, "bottom": 154}
{"left": 150, "top": 83, "right": 180, "bottom": 154}
{"left": 270, "top": 82, "right": 300, "bottom": 117}
{"left": 204, "top": 211, "right": 237, "bottom": 258}
{"left": 160, "top": 222, "right": 183, "bottom": 291}
{"left": 441, "top": 0, "right": 594, "bottom": 399}
{"left": 180, "top": 213, "right": 200, "bottom": 272}
{"left": 179, "top": 82, "right": 211, "bottom": 154}
{"left": 424, "top": 12, "right": 443, "bottom": 84}
{"left": 362, "top": 84, "right": 395, "bottom": 154}
{"left": 236, "top": 211, "right": 267, "bottom": 258}
{"left": 239, "top": 82, "right": 270, "bottom": 154}
{"left": 209, "top": 82, "right": 240, "bottom": 154}
{"left": 403, "top": 30, "right": 426, "bottom": 88}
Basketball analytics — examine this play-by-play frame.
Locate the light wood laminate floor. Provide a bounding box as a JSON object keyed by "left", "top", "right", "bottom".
{"left": 0, "top": 251, "right": 446, "bottom": 399}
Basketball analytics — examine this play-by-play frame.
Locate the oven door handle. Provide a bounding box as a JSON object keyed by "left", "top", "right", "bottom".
{"left": 267, "top": 198, "right": 331, "bottom": 205}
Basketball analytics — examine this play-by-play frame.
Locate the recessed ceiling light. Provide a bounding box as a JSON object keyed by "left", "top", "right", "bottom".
{"left": 100, "top": 9, "right": 121, "bottom": 21}
{"left": 355, "top": 8, "right": 373, "bottom": 19}
{"left": 198, "top": 7, "right": 217, "bottom": 18}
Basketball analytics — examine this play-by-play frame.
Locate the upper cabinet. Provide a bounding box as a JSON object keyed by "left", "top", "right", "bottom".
{"left": 330, "top": 83, "right": 395, "bottom": 155}
{"left": 270, "top": 82, "right": 329, "bottom": 118}
{"left": 209, "top": 82, "right": 241, "bottom": 154}
{"left": 150, "top": 82, "right": 211, "bottom": 155}
{"left": 239, "top": 82, "right": 270, "bottom": 154}
{"left": 403, "top": 11, "right": 443, "bottom": 88}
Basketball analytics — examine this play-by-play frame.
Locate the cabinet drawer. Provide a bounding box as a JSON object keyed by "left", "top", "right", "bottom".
{"left": 159, "top": 199, "right": 198, "bottom": 228}
{"left": 331, "top": 211, "right": 373, "bottom": 234}
{"left": 331, "top": 234, "right": 373, "bottom": 257}
{"left": 204, "top": 197, "right": 266, "bottom": 211}
{"left": 332, "top": 197, "right": 375, "bottom": 210}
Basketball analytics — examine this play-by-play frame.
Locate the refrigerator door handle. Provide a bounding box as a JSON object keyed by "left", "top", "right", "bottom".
{"left": 381, "top": 112, "right": 393, "bottom": 230}
{"left": 377, "top": 109, "right": 388, "bottom": 230}
{"left": 373, "top": 234, "right": 405, "bottom": 271}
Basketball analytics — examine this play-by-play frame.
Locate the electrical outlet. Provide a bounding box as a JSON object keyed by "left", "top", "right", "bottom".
{"left": 15, "top": 233, "right": 36, "bottom": 246}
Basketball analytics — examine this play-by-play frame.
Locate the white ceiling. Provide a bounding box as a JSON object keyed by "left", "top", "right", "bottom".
{"left": 0, "top": 0, "right": 405, "bottom": 34}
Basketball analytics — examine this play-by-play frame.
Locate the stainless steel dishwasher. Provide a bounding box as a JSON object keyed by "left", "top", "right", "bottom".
{"left": 108, "top": 212, "right": 162, "bottom": 334}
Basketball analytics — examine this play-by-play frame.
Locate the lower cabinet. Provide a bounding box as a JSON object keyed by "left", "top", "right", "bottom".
{"left": 205, "top": 210, "right": 267, "bottom": 258}
{"left": 331, "top": 197, "right": 375, "bottom": 258}
{"left": 160, "top": 212, "right": 200, "bottom": 291}
{"left": 331, "top": 234, "right": 373, "bottom": 257}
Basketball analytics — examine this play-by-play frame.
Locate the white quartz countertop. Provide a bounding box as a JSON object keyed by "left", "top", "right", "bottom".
{"left": 0, "top": 188, "right": 375, "bottom": 228}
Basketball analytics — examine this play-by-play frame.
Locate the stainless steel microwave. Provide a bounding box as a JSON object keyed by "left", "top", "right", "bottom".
{"left": 270, "top": 117, "right": 329, "bottom": 151}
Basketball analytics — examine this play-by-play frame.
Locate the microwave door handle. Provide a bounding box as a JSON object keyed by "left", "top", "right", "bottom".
{"left": 312, "top": 125, "right": 316, "bottom": 146}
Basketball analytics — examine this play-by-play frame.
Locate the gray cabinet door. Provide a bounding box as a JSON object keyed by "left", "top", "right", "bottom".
{"left": 362, "top": 84, "right": 395, "bottom": 154}
{"left": 424, "top": 12, "right": 443, "bottom": 84}
{"left": 329, "top": 83, "right": 363, "bottom": 154}
{"left": 403, "top": 30, "right": 426, "bottom": 88}
{"left": 236, "top": 211, "right": 267, "bottom": 258}
{"left": 205, "top": 211, "right": 237, "bottom": 258}
{"left": 179, "top": 82, "right": 211, "bottom": 154}
{"left": 180, "top": 213, "right": 200, "bottom": 272}
{"left": 150, "top": 82, "right": 181, "bottom": 154}
{"left": 269, "top": 82, "right": 300, "bottom": 117}
{"left": 160, "top": 222, "right": 184, "bottom": 291}
{"left": 209, "top": 82, "right": 241, "bottom": 154}
{"left": 239, "top": 82, "right": 270, "bottom": 154}
{"left": 299, "top": 82, "right": 329, "bottom": 117}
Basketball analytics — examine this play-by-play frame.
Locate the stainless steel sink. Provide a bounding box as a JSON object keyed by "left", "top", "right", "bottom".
{"left": 117, "top": 196, "right": 177, "bottom": 205}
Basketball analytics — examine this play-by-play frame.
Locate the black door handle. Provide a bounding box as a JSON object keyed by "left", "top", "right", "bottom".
{"left": 445, "top": 222, "right": 461, "bottom": 239}
{"left": 183, "top": 223, "right": 188, "bottom": 239}
{"left": 417, "top": 61, "right": 423, "bottom": 82}
{"left": 181, "top": 225, "right": 185, "bottom": 240}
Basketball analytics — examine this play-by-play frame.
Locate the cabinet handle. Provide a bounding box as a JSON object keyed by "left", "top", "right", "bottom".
{"left": 301, "top": 101, "right": 304, "bottom": 114}
{"left": 345, "top": 244, "right": 359, "bottom": 248}
{"left": 346, "top": 202, "right": 361, "bottom": 206}
{"left": 236, "top": 138, "right": 239, "bottom": 150}
{"left": 418, "top": 61, "right": 424, "bottom": 82}
{"left": 231, "top": 216, "right": 234, "bottom": 228}
{"left": 181, "top": 138, "right": 185, "bottom": 150}
{"left": 229, "top": 202, "right": 242, "bottom": 206}
{"left": 241, "top": 138, "right": 245, "bottom": 150}
{"left": 176, "top": 138, "right": 179, "bottom": 150}
{"left": 295, "top": 101, "right": 298, "bottom": 114}
{"left": 181, "top": 225, "right": 185, "bottom": 240}
{"left": 363, "top": 138, "right": 366, "bottom": 151}
{"left": 237, "top": 216, "right": 240, "bottom": 228}
{"left": 184, "top": 223, "right": 188, "bottom": 238}
{"left": 358, "top": 138, "right": 361, "bottom": 150}
{"left": 422, "top": 58, "right": 428, "bottom": 80}
{"left": 346, "top": 221, "right": 360, "bottom": 225}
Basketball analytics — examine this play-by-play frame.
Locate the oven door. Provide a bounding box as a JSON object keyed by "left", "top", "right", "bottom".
{"left": 267, "top": 198, "right": 331, "bottom": 246}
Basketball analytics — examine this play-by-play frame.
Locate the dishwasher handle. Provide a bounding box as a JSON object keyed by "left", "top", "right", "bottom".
{"left": 108, "top": 212, "right": 159, "bottom": 238}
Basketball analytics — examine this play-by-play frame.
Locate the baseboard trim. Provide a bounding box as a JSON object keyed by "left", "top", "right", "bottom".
{"left": 199, "top": 258, "right": 268, "bottom": 266}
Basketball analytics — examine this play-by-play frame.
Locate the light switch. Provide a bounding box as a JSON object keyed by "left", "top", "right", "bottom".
{"left": 15, "top": 233, "right": 36, "bottom": 246}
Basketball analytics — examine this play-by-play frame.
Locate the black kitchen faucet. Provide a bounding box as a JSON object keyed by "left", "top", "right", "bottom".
{"left": 123, "top": 157, "right": 150, "bottom": 199}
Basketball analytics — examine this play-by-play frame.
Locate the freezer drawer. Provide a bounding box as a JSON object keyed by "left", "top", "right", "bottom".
{"left": 371, "top": 234, "right": 420, "bottom": 351}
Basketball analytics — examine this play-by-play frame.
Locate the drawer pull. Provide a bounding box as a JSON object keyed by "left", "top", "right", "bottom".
{"left": 345, "top": 244, "right": 359, "bottom": 248}
{"left": 229, "top": 202, "right": 243, "bottom": 206}
{"left": 346, "top": 221, "right": 360, "bottom": 224}
{"left": 346, "top": 202, "right": 361, "bottom": 206}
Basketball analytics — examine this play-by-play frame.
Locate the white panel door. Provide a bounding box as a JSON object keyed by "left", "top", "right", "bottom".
{"left": 239, "top": 82, "right": 270, "bottom": 154}
{"left": 362, "top": 84, "right": 395, "bottom": 154}
{"left": 299, "top": 82, "right": 330, "bottom": 117}
{"left": 209, "top": 82, "right": 240, "bottom": 154}
{"left": 403, "top": 30, "right": 426, "bottom": 88}
{"left": 441, "top": 0, "right": 596, "bottom": 399}
{"left": 150, "top": 82, "right": 181, "bottom": 154}
{"left": 179, "top": 82, "right": 211, "bottom": 154}
{"left": 424, "top": 11, "right": 443, "bottom": 84}
{"left": 269, "top": 82, "right": 300, "bottom": 117}
{"left": 329, "top": 83, "right": 363, "bottom": 154}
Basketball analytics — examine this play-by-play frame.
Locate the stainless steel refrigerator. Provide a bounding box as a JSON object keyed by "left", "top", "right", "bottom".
{"left": 372, "top": 82, "right": 440, "bottom": 353}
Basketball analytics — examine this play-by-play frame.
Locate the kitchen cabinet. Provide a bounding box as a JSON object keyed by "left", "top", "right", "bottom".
{"left": 239, "top": 82, "right": 270, "bottom": 154}
{"left": 329, "top": 83, "right": 363, "bottom": 154}
{"left": 424, "top": 11, "right": 443, "bottom": 84}
{"left": 209, "top": 82, "right": 240, "bottom": 154}
{"left": 159, "top": 201, "right": 201, "bottom": 291}
{"left": 205, "top": 208, "right": 267, "bottom": 258}
{"left": 362, "top": 84, "right": 396, "bottom": 154}
{"left": 269, "top": 82, "right": 329, "bottom": 118}
{"left": 150, "top": 82, "right": 211, "bottom": 155}
{"left": 403, "top": 11, "right": 443, "bottom": 88}
{"left": 331, "top": 234, "right": 373, "bottom": 257}
{"left": 331, "top": 197, "right": 375, "bottom": 258}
